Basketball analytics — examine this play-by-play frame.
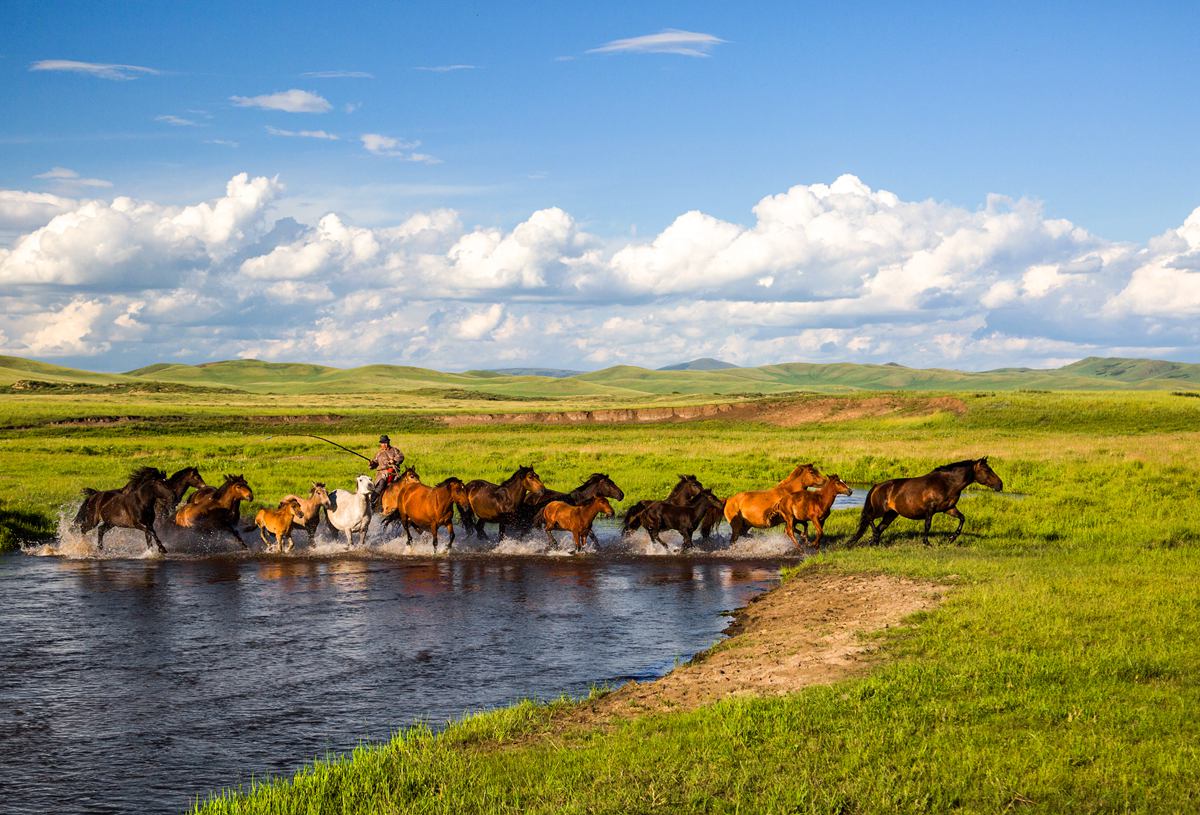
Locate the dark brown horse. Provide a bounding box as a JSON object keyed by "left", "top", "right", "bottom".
{"left": 849, "top": 457, "right": 1003, "bottom": 546}
{"left": 157, "top": 466, "right": 207, "bottom": 517}
{"left": 771, "top": 474, "right": 853, "bottom": 551}
{"left": 396, "top": 476, "right": 470, "bottom": 551}
{"left": 72, "top": 466, "right": 178, "bottom": 552}
{"left": 510, "top": 473, "right": 625, "bottom": 539}
{"left": 536, "top": 496, "right": 615, "bottom": 553}
{"left": 622, "top": 474, "right": 705, "bottom": 533}
{"left": 175, "top": 474, "right": 254, "bottom": 545}
{"left": 624, "top": 489, "right": 725, "bottom": 550}
{"left": 461, "top": 466, "right": 544, "bottom": 540}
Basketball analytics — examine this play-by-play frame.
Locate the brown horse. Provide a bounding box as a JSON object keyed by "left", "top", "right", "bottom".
{"left": 771, "top": 474, "right": 853, "bottom": 551}
{"left": 625, "top": 489, "right": 725, "bottom": 550}
{"left": 175, "top": 474, "right": 254, "bottom": 545}
{"left": 511, "top": 473, "right": 625, "bottom": 539}
{"left": 848, "top": 457, "right": 1003, "bottom": 546}
{"left": 379, "top": 466, "right": 423, "bottom": 524}
{"left": 397, "top": 476, "right": 470, "bottom": 551}
{"left": 279, "top": 482, "right": 332, "bottom": 542}
{"left": 536, "top": 496, "right": 614, "bottom": 553}
{"left": 622, "top": 474, "right": 705, "bottom": 533}
{"left": 723, "top": 464, "right": 828, "bottom": 547}
{"left": 253, "top": 498, "right": 305, "bottom": 552}
{"left": 462, "top": 466, "right": 545, "bottom": 540}
{"left": 72, "top": 466, "right": 178, "bottom": 552}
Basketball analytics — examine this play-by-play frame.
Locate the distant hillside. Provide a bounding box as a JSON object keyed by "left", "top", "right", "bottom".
{"left": 658, "top": 357, "right": 737, "bottom": 371}
{"left": 2, "top": 355, "right": 1198, "bottom": 397}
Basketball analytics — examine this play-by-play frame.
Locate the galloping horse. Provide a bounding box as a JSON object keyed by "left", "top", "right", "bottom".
{"left": 536, "top": 496, "right": 614, "bottom": 553}
{"left": 73, "top": 466, "right": 177, "bottom": 552}
{"left": 326, "top": 475, "right": 375, "bottom": 547}
{"left": 396, "top": 476, "right": 469, "bottom": 551}
{"left": 511, "top": 473, "right": 625, "bottom": 539}
{"left": 253, "top": 498, "right": 306, "bottom": 553}
{"left": 278, "top": 483, "right": 332, "bottom": 542}
{"left": 379, "top": 466, "right": 422, "bottom": 523}
{"left": 723, "top": 464, "right": 828, "bottom": 547}
{"left": 175, "top": 474, "right": 254, "bottom": 545}
{"left": 771, "top": 474, "right": 853, "bottom": 551}
{"left": 849, "top": 457, "right": 1003, "bottom": 546}
{"left": 461, "top": 466, "right": 544, "bottom": 540}
{"left": 157, "top": 466, "right": 207, "bottom": 517}
{"left": 622, "top": 474, "right": 705, "bottom": 533}
{"left": 625, "top": 489, "right": 725, "bottom": 550}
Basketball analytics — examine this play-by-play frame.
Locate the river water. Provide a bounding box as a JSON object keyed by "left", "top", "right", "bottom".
{"left": 0, "top": 551, "right": 781, "bottom": 814}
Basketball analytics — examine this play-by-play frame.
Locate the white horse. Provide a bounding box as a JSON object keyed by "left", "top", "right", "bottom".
{"left": 326, "top": 475, "right": 374, "bottom": 547}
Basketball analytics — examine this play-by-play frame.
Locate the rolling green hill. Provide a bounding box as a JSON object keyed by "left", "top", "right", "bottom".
{"left": 2, "top": 354, "right": 1198, "bottom": 397}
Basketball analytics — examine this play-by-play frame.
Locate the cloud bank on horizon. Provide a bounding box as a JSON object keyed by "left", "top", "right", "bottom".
{"left": 1, "top": 172, "right": 1197, "bottom": 371}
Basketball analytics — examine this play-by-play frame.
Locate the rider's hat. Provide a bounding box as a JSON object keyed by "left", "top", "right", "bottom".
{"left": 379, "top": 434, "right": 390, "bottom": 444}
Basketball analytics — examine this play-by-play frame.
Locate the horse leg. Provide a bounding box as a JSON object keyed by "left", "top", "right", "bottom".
{"left": 545, "top": 527, "right": 557, "bottom": 549}
{"left": 259, "top": 526, "right": 269, "bottom": 548}
{"left": 148, "top": 525, "right": 167, "bottom": 554}
{"left": 810, "top": 519, "right": 823, "bottom": 551}
{"left": 873, "top": 511, "right": 898, "bottom": 545}
{"left": 946, "top": 507, "right": 966, "bottom": 544}
{"left": 404, "top": 519, "right": 414, "bottom": 546}
{"left": 96, "top": 522, "right": 110, "bottom": 551}
{"left": 729, "top": 516, "right": 745, "bottom": 545}
{"left": 649, "top": 525, "right": 666, "bottom": 548}
{"left": 922, "top": 515, "right": 934, "bottom": 546}
{"left": 430, "top": 525, "right": 439, "bottom": 553}
{"left": 573, "top": 528, "right": 584, "bottom": 553}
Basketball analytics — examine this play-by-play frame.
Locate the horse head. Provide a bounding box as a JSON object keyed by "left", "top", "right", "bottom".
{"left": 518, "top": 466, "right": 545, "bottom": 494}
{"left": 590, "top": 473, "right": 625, "bottom": 502}
{"left": 310, "top": 482, "right": 332, "bottom": 507}
{"left": 785, "top": 463, "right": 827, "bottom": 489}
{"left": 697, "top": 489, "right": 725, "bottom": 512}
{"left": 225, "top": 474, "right": 253, "bottom": 502}
{"left": 398, "top": 466, "right": 421, "bottom": 485}
{"left": 671, "top": 474, "right": 704, "bottom": 502}
{"left": 355, "top": 474, "right": 375, "bottom": 495}
{"left": 438, "top": 477, "right": 469, "bottom": 507}
{"left": 827, "top": 475, "right": 853, "bottom": 497}
{"left": 594, "top": 496, "right": 615, "bottom": 517}
{"left": 974, "top": 457, "right": 1004, "bottom": 491}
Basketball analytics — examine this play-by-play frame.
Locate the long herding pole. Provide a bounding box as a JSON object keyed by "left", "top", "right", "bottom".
{"left": 262, "top": 433, "right": 373, "bottom": 463}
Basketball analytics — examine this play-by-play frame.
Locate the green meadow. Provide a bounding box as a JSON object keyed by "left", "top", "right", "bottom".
{"left": 2, "top": 378, "right": 1199, "bottom": 812}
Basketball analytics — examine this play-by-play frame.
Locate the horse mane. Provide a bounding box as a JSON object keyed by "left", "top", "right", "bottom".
{"left": 128, "top": 466, "right": 167, "bottom": 487}
{"left": 504, "top": 466, "right": 535, "bottom": 484}
{"left": 436, "top": 476, "right": 463, "bottom": 488}
{"left": 933, "top": 459, "right": 978, "bottom": 473}
{"left": 216, "top": 473, "right": 248, "bottom": 495}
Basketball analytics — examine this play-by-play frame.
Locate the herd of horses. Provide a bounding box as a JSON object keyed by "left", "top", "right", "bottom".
{"left": 69, "top": 456, "right": 1004, "bottom": 557}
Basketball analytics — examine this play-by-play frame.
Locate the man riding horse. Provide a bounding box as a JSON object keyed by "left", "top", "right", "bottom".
{"left": 369, "top": 435, "right": 405, "bottom": 507}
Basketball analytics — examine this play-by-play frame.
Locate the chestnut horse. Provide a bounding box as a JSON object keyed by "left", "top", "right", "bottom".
{"left": 461, "top": 466, "right": 544, "bottom": 540}
{"left": 73, "top": 466, "right": 177, "bottom": 553}
{"left": 771, "top": 474, "right": 853, "bottom": 551}
{"left": 723, "top": 464, "right": 827, "bottom": 547}
{"left": 175, "top": 474, "right": 253, "bottom": 546}
{"left": 253, "top": 498, "right": 305, "bottom": 552}
{"left": 536, "top": 496, "right": 614, "bottom": 553}
{"left": 622, "top": 474, "right": 705, "bottom": 533}
{"left": 849, "top": 457, "right": 1003, "bottom": 546}
{"left": 279, "top": 482, "right": 332, "bottom": 542}
{"left": 511, "top": 473, "right": 625, "bottom": 539}
{"left": 379, "top": 466, "right": 422, "bottom": 523}
{"left": 397, "top": 476, "right": 470, "bottom": 551}
{"left": 625, "top": 489, "right": 725, "bottom": 550}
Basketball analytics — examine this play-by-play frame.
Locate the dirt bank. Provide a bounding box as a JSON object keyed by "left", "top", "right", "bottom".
{"left": 438, "top": 395, "right": 966, "bottom": 427}
{"left": 565, "top": 569, "right": 947, "bottom": 722}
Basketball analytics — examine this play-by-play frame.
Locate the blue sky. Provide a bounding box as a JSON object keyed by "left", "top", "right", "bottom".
{"left": 1, "top": 2, "right": 1199, "bottom": 371}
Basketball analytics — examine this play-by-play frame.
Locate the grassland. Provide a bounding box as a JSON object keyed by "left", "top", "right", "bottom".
{"left": 2, "top": 386, "right": 1199, "bottom": 812}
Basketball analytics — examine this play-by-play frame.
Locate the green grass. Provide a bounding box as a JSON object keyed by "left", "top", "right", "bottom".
{"left": 2, "top": 388, "right": 1200, "bottom": 812}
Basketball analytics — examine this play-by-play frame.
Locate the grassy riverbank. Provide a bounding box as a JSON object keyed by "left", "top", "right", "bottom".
{"left": 3, "top": 390, "right": 1199, "bottom": 811}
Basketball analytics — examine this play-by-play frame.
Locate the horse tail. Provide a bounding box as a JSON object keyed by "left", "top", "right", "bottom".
{"left": 72, "top": 490, "right": 98, "bottom": 528}
{"left": 622, "top": 501, "right": 648, "bottom": 533}
{"left": 457, "top": 501, "right": 477, "bottom": 531}
{"left": 848, "top": 485, "right": 879, "bottom": 544}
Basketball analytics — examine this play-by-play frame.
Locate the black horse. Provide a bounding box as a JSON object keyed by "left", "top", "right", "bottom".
{"left": 848, "top": 457, "right": 1004, "bottom": 546}
{"left": 509, "top": 473, "right": 625, "bottom": 538}
{"left": 624, "top": 489, "right": 725, "bottom": 550}
{"left": 73, "top": 466, "right": 177, "bottom": 552}
{"left": 622, "top": 474, "right": 705, "bottom": 534}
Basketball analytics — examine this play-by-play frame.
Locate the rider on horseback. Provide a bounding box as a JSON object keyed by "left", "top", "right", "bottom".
{"left": 369, "top": 435, "right": 405, "bottom": 506}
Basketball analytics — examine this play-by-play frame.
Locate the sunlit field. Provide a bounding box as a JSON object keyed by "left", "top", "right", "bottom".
{"left": 3, "top": 390, "right": 1199, "bottom": 811}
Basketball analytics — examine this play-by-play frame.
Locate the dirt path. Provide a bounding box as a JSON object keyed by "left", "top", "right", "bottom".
{"left": 439, "top": 395, "right": 966, "bottom": 427}
{"left": 563, "top": 570, "right": 947, "bottom": 722}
